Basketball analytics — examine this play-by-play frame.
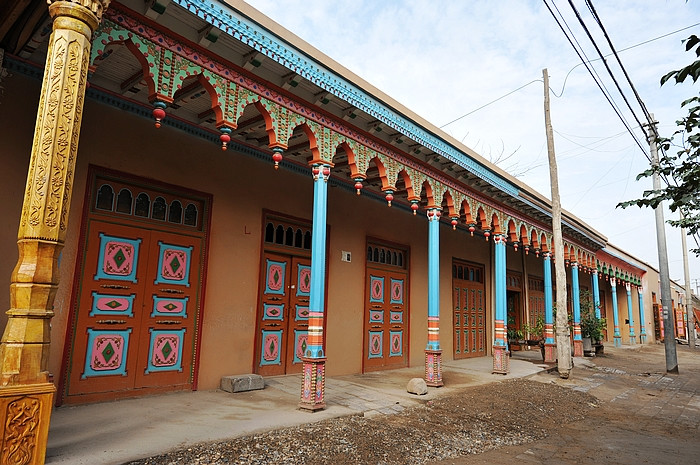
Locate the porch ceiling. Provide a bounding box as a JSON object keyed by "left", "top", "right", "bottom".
{"left": 0, "top": 0, "right": 604, "bottom": 252}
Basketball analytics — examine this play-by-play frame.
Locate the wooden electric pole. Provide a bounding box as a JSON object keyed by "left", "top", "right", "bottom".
{"left": 543, "top": 68, "right": 572, "bottom": 378}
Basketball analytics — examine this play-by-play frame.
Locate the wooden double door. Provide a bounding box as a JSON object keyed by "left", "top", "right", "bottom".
{"left": 452, "top": 261, "right": 486, "bottom": 359}
{"left": 363, "top": 242, "right": 409, "bottom": 371}
{"left": 66, "top": 220, "right": 203, "bottom": 402}
{"left": 255, "top": 252, "right": 312, "bottom": 376}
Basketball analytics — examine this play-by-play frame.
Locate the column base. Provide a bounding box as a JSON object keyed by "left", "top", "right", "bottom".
{"left": 492, "top": 345, "right": 509, "bottom": 374}
{"left": 424, "top": 350, "right": 443, "bottom": 387}
{"left": 544, "top": 343, "right": 556, "bottom": 363}
{"left": 0, "top": 382, "right": 55, "bottom": 465}
{"left": 299, "top": 357, "right": 326, "bottom": 411}
{"left": 614, "top": 336, "right": 622, "bottom": 347}
{"left": 629, "top": 335, "right": 637, "bottom": 345}
{"left": 573, "top": 339, "right": 583, "bottom": 357}
{"left": 640, "top": 333, "right": 647, "bottom": 344}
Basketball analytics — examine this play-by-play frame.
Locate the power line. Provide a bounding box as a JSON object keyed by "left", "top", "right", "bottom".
{"left": 553, "top": 21, "right": 700, "bottom": 97}
{"left": 439, "top": 21, "right": 700, "bottom": 129}
{"left": 439, "top": 80, "right": 541, "bottom": 128}
{"left": 564, "top": 0, "right": 650, "bottom": 158}
{"left": 542, "top": 0, "right": 650, "bottom": 159}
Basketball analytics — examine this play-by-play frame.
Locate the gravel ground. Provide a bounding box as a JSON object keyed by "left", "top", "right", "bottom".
{"left": 123, "top": 379, "right": 597, "bottom": 465}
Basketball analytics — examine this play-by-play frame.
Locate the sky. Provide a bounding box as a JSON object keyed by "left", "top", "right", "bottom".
{"left": 243, "top": 0, "right": 700, "bottom": 291}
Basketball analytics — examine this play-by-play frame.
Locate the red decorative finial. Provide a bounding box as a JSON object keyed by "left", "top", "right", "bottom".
{"left": 385, "top": 191, "right": 394, "bottom": 207}
{"left": 152, "top": 101, "right": 167, "bottom": 128}
{"left": 484, "top": 230, "right": 490, "bottom": 241}
{"left": 513, "top": 242, "right": 519, "bottom": 252}
{"left": 451, "top": 218, "right": 458, "bottom": 230}
{"left": 272, "top": 149, "right": 283, "bottom": 169}
{"left": 468, "top": 224, "right": 475, "bottom": 236}
{"left": 219, "top": 127, "right": 231, "bottom": 151}
{"left": 411, "top": 201, "right": 419, "bottom": 215}
{"left": 354, "top": 179, "right": 363, "bottom": 195}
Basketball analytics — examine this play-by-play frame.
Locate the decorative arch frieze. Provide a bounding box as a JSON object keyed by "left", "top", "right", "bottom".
{"left": 92, "top": 5, "right": 601, "bottom": 257}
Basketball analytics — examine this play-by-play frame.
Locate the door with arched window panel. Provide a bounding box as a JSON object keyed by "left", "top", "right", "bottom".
{"left": 62, "top": 169, "right": 210, "bottom": 404}
{"left": 363, "top": 241, "right": 409, "bottom": 372}
{"left": 254, "top": 214, "right": 317, "bottom": 376}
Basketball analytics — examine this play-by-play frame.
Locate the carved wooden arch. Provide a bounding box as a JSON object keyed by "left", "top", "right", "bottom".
{"left": 442, "top": 190, "right": 456, "bottom": 217}
{"left": 529, "top": 228, "right": 540, "bottom": 249}
{"left": 174, "top": 72, "right": 222, "bottom": 120}
{"left": 90, "top": 35, "right": 159, "bottom": 101}
{"left": 540, "top": 233, "right": 551, "bottom": 252}
{"left": 397, "top": 169, "right": 418, "bottom": 201}
{"left": 419, "top": 180, "right": 436, "bottom": 207}
{"left": 299, "top": 121, "right": 334, "bottom": 164}
{"left": 338, "top": 141, "right": 367, "bottom": 180}
{"left": 519, "top": 224, "right": 529, "bottom": 245}
{"left": 505, "top": 219, "right": 517, "bottom": 242}
{"left": 490, "top": 212, "right": 502, "bottom": 235}
{"left": 475, "top": 207, "right": 487, "bottom": 230}
{"left": 459, "top": 199, "right": 474, "bottom": 224}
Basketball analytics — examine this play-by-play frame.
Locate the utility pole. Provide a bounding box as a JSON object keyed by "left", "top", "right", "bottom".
{"left": 646, "top": 115, "right": 678, "bottom": 372}
{"left": 681, "top": 216, "right": 696, "bottom": 349}
{"left": 543, "top": 68, "right": 572, "bottom": 378}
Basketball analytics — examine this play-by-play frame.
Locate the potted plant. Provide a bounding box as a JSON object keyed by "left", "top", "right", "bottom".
{"left": 579, "top": 291, "right": 606, "bottom": 356}
{"left": 522, "top": 314, "right": 546, "bottom": 360}
{"left": 507, "top": 315, "right": 524, "bottom": 351}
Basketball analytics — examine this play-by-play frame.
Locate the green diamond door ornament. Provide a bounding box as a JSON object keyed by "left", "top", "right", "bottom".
{"left": 102, "top": 342, "right": 115, "bottom": 362}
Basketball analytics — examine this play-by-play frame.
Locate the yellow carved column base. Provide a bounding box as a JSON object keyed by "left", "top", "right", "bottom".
{"left": 0, "top": 383, "right": 54, "bottom": 465}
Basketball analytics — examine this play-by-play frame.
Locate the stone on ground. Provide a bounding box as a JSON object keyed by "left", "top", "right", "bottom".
{"left": 221, "top": 374, "right": 264, "bottom": 393}
{"left": 407, "top": 377, "right": 428, "bottom": 395}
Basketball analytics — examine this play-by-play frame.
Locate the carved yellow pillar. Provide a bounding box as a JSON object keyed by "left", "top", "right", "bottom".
{"left": 0, "top": 1, "right": 108, "bottom": 463}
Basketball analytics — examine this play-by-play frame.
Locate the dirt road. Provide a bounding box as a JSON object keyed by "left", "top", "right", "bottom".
{"left": 124, "top": 343, "right": 700, "bottom": 465}
{"left": 435, "top": 344, "right": 700, "bottom": 465}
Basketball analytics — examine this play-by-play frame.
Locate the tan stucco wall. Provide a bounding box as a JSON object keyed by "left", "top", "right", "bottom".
{"left": 0, "top": 72, "right": 503, "bottom": 393}
{"left": 8, "top": 69, "right": 658, "bottom": 399}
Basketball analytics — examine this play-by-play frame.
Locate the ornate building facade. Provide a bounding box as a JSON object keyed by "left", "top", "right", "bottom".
{"left": 0, "top": 0, "right": 676, "bottom": 461}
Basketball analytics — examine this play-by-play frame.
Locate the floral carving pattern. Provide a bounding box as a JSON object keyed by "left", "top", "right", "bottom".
{"left": 2, "top": 397, "right": 40, "bottom": 465}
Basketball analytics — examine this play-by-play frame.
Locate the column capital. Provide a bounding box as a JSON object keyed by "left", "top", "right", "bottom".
{"left": 310, "top": 164, "right": 331, "bottom": 182}
{"left": 426, "top": 207, "right": 441, "bottom": 221}
{"left": 48, "top": 0, "right": 111, "bottom": 31}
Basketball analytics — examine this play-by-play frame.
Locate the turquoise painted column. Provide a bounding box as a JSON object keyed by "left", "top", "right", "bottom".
{"left": 543, "top": 252, "right": 556, "bottom": 362}
{"left": 611, "top": 278, "right": 621, "bottom": 347}
{"left": 424, "top": 207, "right": 443, "bottom": 387}
{"left": 572, "top": 262, "right": 583, "bottom": 356}
{"left": 592, "top": 270, "right": 601, "bottom": 319}
{"left": 626, "top": 282, "right": 636, "bottom": 344}
{"left": 299, "top": 164, "right": 330, "bottom": 411}
{"left": 492, "top": 234, "right": 508, "bottom": 374}
{"left": 638, "top": 286, "right": 647, "bottom": 343}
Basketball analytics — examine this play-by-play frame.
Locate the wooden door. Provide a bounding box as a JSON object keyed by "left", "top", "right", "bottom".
{"left": 255, "top": 253, "right": 311, "bottom": 376}
{"left": 364, "top": 270, "right": 409, "bottom": 370}
{"left": 68, "top": 220, "right": 201, "bottom": 398}
{"left": 364, "top": 243, "right": 409, "bottom": 371}
{"left": 453, "top": 261, "right": 486, "bottom": 359}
